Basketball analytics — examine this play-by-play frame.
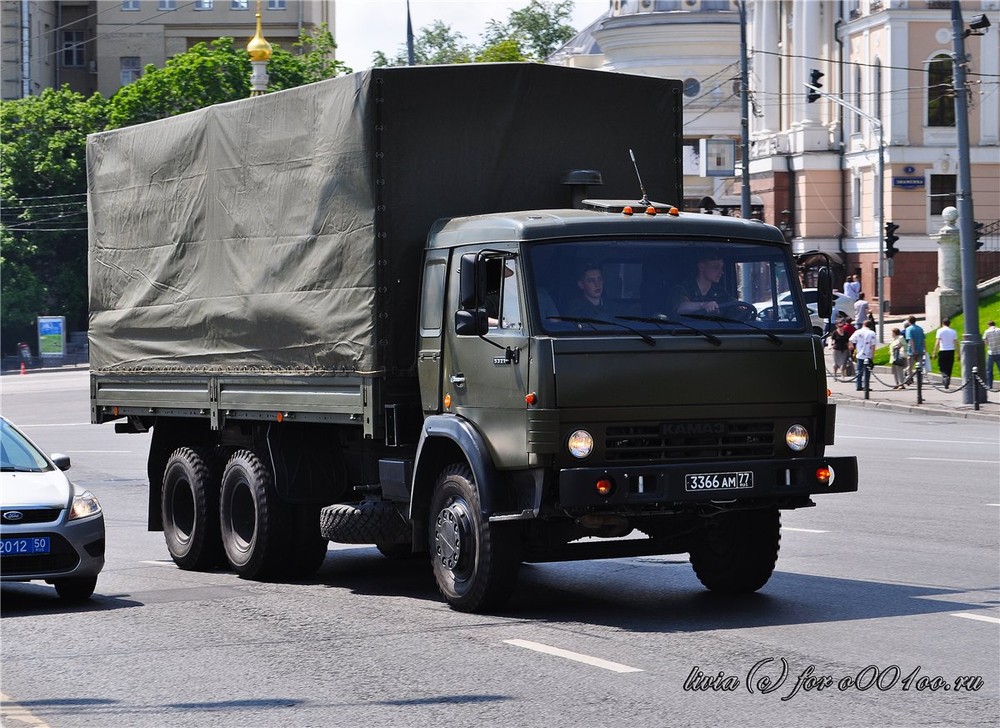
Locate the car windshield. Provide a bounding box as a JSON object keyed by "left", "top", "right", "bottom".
{"left": 526, "top": 239, "right": 808, "bottom": 336}
{"left": 0, "top": 420, "right": 52, "bottom": 473}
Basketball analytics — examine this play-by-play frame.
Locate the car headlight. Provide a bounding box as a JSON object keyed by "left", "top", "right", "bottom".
{"left": 567, "top": 430, "right": 594, "bottom": 459}
{"left": 69, "top": 490, "right": 102, "bottom": 520}
{"left": 785, "top": 424, "right": 809, "bottom": 452}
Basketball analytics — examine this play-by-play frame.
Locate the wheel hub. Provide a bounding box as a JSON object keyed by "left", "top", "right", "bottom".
{"left": 435, "top": 499, "right": 472, "bottom": 575}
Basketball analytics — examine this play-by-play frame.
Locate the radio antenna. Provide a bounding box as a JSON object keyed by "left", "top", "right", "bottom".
{"left": 629, "top": 149, "right": 651, "bottom": 206}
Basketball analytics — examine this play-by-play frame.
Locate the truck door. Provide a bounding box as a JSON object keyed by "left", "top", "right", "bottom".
{"left": 443, "top": 251, "right": 531, "bottom": 468}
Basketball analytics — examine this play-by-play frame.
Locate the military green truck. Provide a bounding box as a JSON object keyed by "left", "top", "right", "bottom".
{"left": 89, "top": 64, "right": 857, "bottom": 612}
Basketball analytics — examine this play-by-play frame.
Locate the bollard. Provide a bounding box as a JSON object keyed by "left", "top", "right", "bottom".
{"left": 864, "top": 359, "right": 871, "bottom": 400}
{"left": 973, "top": 366, "right": 980, "bottom": 411}
{"left": 916, "top": 360, "right": 923, "bottom": 404}
{"left": 20, "top": 362, "right": 26, "bottom": 375}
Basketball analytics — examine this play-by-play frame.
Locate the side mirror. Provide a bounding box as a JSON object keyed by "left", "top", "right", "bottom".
{"left": 50, "top": 453, "right": 71, "bottom": 472}
{"left": 816, "top": 267, "right": 833, "bottom": 319}
{"left": 458, "top": 253, "right": 480, "bottom": 309}
{"left": 455, "top": 309, "right": 488, "bottom": 336}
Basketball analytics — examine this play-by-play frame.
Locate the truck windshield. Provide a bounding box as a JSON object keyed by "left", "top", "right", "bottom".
{"left": 527, "top": 240, "right": 810, "bottom": 336}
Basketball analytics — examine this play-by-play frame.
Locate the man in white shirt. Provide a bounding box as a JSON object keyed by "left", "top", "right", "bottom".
{"left": 853, "top": 292, "right": 870, "bottom": 324}
{"left": 933, "top": 318, "right": 959, "bottom": 388}
{"left": 984, "top": 320, "right": 1000, "bottom": 389}
{"left": 844, "top": 275, "right": 861, "bottom": 302}
{"left": 849, "top": 320, "right": 877, "bottom": 391}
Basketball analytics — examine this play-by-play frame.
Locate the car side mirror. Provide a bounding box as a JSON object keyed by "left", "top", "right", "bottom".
{"left": 816, "top": 267, "right": 833, "bottom": 319}
{"left": 455, "top": 309, "right": 488, "bottom": 336}
{"left": 50, "top": 453, "right": 71, "bottom": 471}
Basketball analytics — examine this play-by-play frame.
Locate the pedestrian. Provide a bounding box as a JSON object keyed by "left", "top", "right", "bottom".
{"left": 849, "top": 319, "right": 877, "bottom": 391}
{"left": 904, "top": 316, "right": 926, "bottom": 384}
{"left": 844, "top": 275, "right": 861, "bottom": 302}
{"left": 932, "top": 317, "right": 959, "bottom": 388}
{"left": 828, "top": 320, "right": 852, "bottom": 378}
{"left": 853, "top": 292, "right": 869, "bottom": 324}
{"left": 984, "top": 320, "right": 1000, "bottom": 390}
{"left": 842, "top": 317, "right": 856, "bottom": 376}
{"left": 889, "top": 327, "right": 908, "bottom": 389}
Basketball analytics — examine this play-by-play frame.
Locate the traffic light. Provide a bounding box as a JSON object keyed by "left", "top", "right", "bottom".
{"left": 807, "top": 69, "right": 824, "bottom": 103}
{"left": 884, "top": 221, "right": 900, "bottom": 259}
{"left": 973, "top": 221, "right": 984, "bottom": 250}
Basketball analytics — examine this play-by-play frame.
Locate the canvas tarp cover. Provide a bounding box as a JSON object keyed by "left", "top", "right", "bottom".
{"left": 88, "top": 64, "right": 682, "bottom": 375}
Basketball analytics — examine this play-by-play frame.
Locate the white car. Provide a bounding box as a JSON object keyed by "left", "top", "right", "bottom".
{"left": 755, "top": 289, "right": 854, "bottom": 335}
{"left": 1, "top": 417, "right": 105, "bottom": 601}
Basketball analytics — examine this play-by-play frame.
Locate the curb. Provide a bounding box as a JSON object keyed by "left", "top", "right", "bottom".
{"left": 829, "top": 395, "right": 1000, "bottom": 421}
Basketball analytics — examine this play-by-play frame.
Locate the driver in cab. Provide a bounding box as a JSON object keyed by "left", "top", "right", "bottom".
{"left": 673, "top": 250, "right": 733, "bottom": 316}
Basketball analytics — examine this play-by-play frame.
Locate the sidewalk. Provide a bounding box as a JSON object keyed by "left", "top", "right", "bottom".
{"left": 824, "top": 347, "right": 999, "bottom": 422}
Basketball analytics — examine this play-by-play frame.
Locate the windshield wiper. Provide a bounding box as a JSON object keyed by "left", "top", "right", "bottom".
{"left": 0, "top": 465, "right": 39, "bottom": 472}
{"left": 617, "top": 315, "right": 721, "bottom": 346}
{"left": 548, "top": 316, "right": 656, "bottom": 346}
{"left": 683, "top": 313, "right": 783, "bottom": 345}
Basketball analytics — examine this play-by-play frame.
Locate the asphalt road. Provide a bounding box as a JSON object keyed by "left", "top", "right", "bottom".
{"left": 1, "top": 370, "right": 998, "bottom": 728}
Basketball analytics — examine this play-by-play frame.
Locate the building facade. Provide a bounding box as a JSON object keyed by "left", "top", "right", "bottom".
{"left": 1, "top": 0, "right": 334, "bottom": 100}
{"left": 552, "top": 0, "right": 999, "bottom": 314}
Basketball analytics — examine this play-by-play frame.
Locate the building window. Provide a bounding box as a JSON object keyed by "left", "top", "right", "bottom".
{"left": 121, "top": 0, "right": 139, "bottom": 10}
{"left": 929, "top": 174, "right": 956, "bottom": 216}
{"left": 194, "top": 0, "right": 214, "bottom": 10}
{"left": 267, "top": 0, "right": 286, "bottom": 9}
{"left": 231, "top": 0, "right": 249, "bottom": 9}
{"left": 853, "top": 64, "right": 863, "bottom": 134}
{"left": 120, "top": 57, "right": 142, "bottom": 86}
{"left": 158, "top": 0, "right": 177, "bottom": 9}
{"left": 927, "top": 54, "right": 955, "bottom": 127}
{"left": 62, "top": 31, "right": 85, "bottom": 67}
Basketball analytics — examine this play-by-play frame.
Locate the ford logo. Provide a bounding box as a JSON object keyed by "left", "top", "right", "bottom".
{"left": 3, "top": 511, "right": 25, "bottom": 522}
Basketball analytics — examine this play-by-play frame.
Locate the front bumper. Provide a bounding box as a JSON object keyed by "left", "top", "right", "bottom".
{"left": 0, "top": 514, "right": 106, "bottom": 582}
{"left": 558, "top": 456, "right": 858, "bottom": 508}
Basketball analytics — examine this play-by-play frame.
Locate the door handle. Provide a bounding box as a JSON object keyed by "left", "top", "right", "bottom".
{"left": 449, "top": 373, "right": 466, "bottom": 387}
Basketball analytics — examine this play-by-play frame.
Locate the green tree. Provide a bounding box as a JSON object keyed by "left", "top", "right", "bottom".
{"left": 1, "top": 86, "right": 107, "bottom": 334}
{"left": 107, "top": 26, "right": 349, "bottom": 129}
{"left": 374, "top": 20, "right": 474, "bottom": 66}
{"left": 375, "top": 1, "right": 576, "bottom": 67}
{"left": 483, "top": 0, "right": 576, "bottom": 60}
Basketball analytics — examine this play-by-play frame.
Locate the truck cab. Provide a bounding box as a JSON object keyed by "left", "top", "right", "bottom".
{"left": 408, "top": 204, "right": 856, "bottom": 610}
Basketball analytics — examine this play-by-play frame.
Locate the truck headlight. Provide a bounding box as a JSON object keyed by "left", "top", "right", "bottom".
{"left": 567, "top": 430, "right": 594, "bottom": 459}
{"left": 785, "top": 424, "right": 809, "bottom": 452}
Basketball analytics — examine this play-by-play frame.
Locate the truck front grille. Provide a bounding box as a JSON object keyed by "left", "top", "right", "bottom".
{"left": 605, "top": 421, "right": 775, "bottom": 462}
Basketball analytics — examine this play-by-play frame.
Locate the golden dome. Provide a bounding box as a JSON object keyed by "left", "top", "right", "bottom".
{"left": 247, "top": 12, "right": 272, "bottom": 62}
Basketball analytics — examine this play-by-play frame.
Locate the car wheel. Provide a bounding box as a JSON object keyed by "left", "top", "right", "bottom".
{"left": 162, "top": 447, "right": 224, "bottom": 571}
{"left": 429, "top": 464, "right": 520, "bottom": 612}
{"left": 53, "top": 575, "right": 98, "bottom": 602}
{"left": 219, "top": 449, "right": 292, "bottom": 580}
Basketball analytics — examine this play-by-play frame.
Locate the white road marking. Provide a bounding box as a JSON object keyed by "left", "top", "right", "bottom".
{"left": 987, "top": 504, "right": 1000, "bottom": 507}
{"left": 951, "top": 612, "right": 1000, "bottom": 625}
{"left": 783, "top": 527, "right": 829, "bottom": 533}
{"left": 0, "top": 692, "right": 51, "bottom": 727}
{"left": 14, "top": 423, "right": 92, "bottom": 428}
{"left": 504, "top": 639, "right": 642, "bottom": 673}
{"left": 907, "top": 457, "right": 1000, "bottom": 464}
{"left": 838, "top": 435, "right": 997, "bottom": 445}
{"left": 64, "top": 450, "right": 132, "bottom": 454}
{"left": 140, "top": 560, "right": 176, "bottom": 566}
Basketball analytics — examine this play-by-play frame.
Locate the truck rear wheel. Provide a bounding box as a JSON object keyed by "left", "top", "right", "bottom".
{"left": 429, "top": 464, "right": 520, "bottom": 612}
{"left": 162, "top": 447, "right": 224, "bottom": 571}
{"left": 689, "top": 507, "right": 780, "bottom": 594}
{"left": 219, "top": 449, "right": 291, "bottom": 580}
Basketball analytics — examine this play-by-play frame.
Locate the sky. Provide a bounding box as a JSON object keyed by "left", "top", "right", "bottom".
{"left": 333, "top": 0, "right": 610, "bottom": 71}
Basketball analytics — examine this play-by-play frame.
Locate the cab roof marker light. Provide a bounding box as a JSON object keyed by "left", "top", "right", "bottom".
{"left": 622, "top": 206, "right": 634, "bottom": 216}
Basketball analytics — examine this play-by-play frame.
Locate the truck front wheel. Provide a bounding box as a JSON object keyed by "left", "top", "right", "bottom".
{"left": 219, "top": 449, "right": 290, "bottom": 580}
{"left": 689, "top": 507, "right": 780, "bottom": 594}
{"left": 429, "top": 464, "right": 520, "bottom": 612}
{"left": 162, "top": 447, "right": 224, "bottom": 571}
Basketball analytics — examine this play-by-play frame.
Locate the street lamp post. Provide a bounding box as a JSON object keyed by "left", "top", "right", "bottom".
{"left": 950, "top": 2, "right": 987, "bottom": 404}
